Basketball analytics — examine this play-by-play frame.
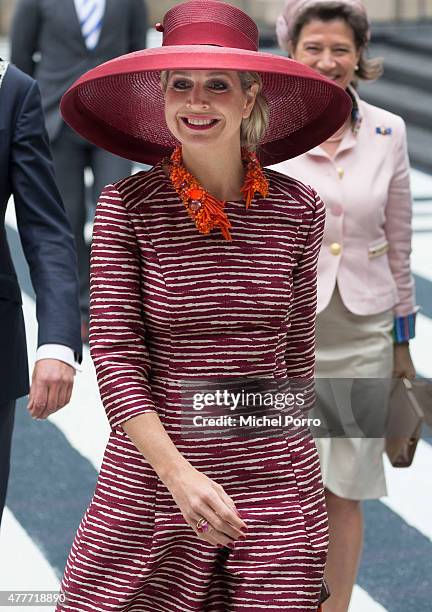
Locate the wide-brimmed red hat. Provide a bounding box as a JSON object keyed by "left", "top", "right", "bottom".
{"left": 60, "top": 0, "right": 351, "bottom": 165}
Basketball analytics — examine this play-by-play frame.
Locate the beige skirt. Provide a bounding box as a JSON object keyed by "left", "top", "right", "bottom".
{"left": 314, "top": 285, "right": 393, "bottom": 500}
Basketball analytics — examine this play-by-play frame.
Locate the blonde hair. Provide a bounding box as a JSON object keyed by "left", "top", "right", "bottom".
{"left": 238, "top": 71, "right": 269, "bottom": 151}
{"left": 160, "top": 70, "right": 269, "bottom": 151}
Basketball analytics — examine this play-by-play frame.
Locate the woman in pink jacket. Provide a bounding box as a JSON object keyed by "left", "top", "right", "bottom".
{"left": 273, "top": 1, "right": 417, "bottom": 610}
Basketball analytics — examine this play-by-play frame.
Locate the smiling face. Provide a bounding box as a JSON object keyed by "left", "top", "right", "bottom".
{"left": 163, "top": 70, "right": 258, "bottom": 154}
{"left": 291, "top": 18, "right": 361, "bottom": 90}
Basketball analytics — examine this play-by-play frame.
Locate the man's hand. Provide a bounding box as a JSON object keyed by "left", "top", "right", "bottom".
{"left": 27, "top": 359, "right": 75, "bottom": 419}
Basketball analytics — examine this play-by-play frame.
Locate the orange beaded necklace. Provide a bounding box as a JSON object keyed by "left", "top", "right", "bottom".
{"left": 168, "top": 146, "right": 269, "bottom": 241}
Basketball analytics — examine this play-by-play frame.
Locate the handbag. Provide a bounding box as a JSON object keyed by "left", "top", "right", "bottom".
{"left": 410, "top": 379, "right": 432, "bottom": 431}
{"left": 385, "top": 377, "right": 424, "bottom": 467}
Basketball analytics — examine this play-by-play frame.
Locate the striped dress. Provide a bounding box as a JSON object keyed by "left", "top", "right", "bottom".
{"left": 58, "top": 164, "right": 327, "bottom": 611}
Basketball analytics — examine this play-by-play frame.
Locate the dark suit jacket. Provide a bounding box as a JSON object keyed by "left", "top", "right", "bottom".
{"left": 0, "top": 63, "right": 81, "bottom": 402}
{"left": 10, "top": 0, "right": 148, "bottom": 142}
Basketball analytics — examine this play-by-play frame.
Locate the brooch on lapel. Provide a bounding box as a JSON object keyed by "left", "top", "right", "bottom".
{"left": 376, "top": 126, "right": 392, "bottom": 135}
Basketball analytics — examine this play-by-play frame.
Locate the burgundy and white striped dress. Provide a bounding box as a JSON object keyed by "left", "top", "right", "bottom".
{"left": 58, "top": 164, "right": 327, "bottom": 611}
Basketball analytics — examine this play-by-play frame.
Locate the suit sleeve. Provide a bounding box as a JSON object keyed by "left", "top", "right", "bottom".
{"left": 285, "top": 188, "right": 325, "bottom": 380}
{"left": 11, "top": 78, "right": 82, "bottom": 357}
{"left": 10, "top": 0, "right": 41, "bottom": 77}
{"left": 89, "top": 186, "right": 158, "bottom": 430}
{"left": 384, "top": 118, "right": 417, "bottom": 338}
{"left": 128, "top": 0, "right": 148, "bottom": 52}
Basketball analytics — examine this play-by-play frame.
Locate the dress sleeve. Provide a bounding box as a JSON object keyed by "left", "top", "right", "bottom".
{"left": 284, "top": 188, "right": 326, "bottom": 380}
{"left": 384, "top": 117, "right": 418, "bottom": 341}
{"left": 89, "top": 185, "right": 158, "bottom": 430}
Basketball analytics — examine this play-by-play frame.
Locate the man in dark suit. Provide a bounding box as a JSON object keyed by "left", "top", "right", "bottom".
{"left": 10, "top": 0, "right": 148, "bottom": 339}
{"left": 0, "top": 60, "right": 82, "bottom": 525}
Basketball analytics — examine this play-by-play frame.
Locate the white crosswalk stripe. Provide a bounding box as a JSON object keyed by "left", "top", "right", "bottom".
{"left": 412, "top": 233, "right": 432, "bottom": 281}
{"left": 20, "top": 292, "right": 109, "bottom": 471}
{"left": 0, "top": 509, "right": 58, "bottom": 611}
{"left": 412, "top": 203, "right": 432, "bottom": 231}
{"left": 411, "top": 313, "right": 432, "bottom": 379}
{"left": 383, "top": 441, "right": 432, "bottom": 543}
{"left": 349, "top": 586, "right": 388, "bottom": 612}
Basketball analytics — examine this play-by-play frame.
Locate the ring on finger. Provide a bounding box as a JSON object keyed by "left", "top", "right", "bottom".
{"left": 196, "top": 517, "right": 213, "bottom": 534}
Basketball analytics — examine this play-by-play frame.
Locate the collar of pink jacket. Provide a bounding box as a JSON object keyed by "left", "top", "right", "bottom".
{"left": 307, "top": 85, "right": 362, "bottom": 158}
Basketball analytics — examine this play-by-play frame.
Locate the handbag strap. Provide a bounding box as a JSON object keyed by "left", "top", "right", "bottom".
{"left": 402, "top": 377, "right": 425, "bottom": 419}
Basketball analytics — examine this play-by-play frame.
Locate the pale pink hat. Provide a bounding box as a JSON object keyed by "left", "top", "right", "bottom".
{"left": 276, "top": 0, "right": 371, "bottom": 52}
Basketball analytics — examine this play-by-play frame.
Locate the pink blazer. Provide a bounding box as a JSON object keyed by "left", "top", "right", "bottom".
{"left": 271, "top": 90, "right": 416, "bottom": 319}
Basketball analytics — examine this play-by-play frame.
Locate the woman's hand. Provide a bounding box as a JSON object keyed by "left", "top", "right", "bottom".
{"left": 164, "top": 463, "right": 248, "bottom": 548}
{"left": 122, "top": 413, "right": 248, "bottom": 548}
{"left": 393, "top": 343, "right": 416, "bottom": 379}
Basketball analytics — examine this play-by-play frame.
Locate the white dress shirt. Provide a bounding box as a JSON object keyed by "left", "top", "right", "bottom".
{"left": 36, "top": 344, "right": 82, "bottom": 371}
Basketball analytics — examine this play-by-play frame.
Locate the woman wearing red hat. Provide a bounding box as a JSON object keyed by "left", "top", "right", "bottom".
{"left": 57, "top": 1, "right": 351, "bottom": 610}
{"left": 274, "top": 1, "right": 417, "bottom": 610}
